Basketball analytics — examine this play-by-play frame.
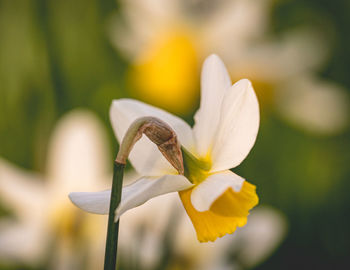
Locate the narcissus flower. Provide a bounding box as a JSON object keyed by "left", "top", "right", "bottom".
{"left": 111, "top": 0, "right": 350, "bottom": 135}
{"left": 0, "top": 110, "right": 110, "bottom": 269}
{"left": 69, "top": 54, "right": 260, "bottom": 242}
{"left": 109, "top": 0, "right": 270, "bottom": 114}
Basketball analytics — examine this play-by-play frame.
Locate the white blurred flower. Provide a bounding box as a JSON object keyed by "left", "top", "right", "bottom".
{"left": 108, "top": 0, "right": 271, "bottom": 114}
{"left": 227, "top": 28, "right": 350, "bottom": 134}
{"left": 110, "top": 0, "right": 349, "bottom": 134}
{"left": 276, "top": 76, "right": 349, "bottom": 135}
{"left": 119, "top": 192, "right": 287, "bottom": 270}
{"left": 0, "top": 110, "right": 111, "bottom": 269}
{"left": 110, "top": 0, "right": 270, "bottom": 59}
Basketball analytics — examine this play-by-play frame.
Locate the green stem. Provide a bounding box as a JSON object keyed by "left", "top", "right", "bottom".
{"left": 104, "top": 161, "right": 125, "bottom": 270}
{"left": 103, "top": 116, "right": 182, "bottom": 269}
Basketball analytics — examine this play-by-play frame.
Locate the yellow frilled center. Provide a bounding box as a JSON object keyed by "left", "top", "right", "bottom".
{"left": 180, "top": 147, "right": 258, "bottom": 242}
{"left": 127, "top": 29, "right": 199, "bottom": 115}
{"left": 179, "top": 181, "right": 259, "bottom": 242}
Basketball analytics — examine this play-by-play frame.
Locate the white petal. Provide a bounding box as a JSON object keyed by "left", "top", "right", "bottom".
{"left": 69, "top": 190, "right": 111, "bottom": 215}
{"left": 68, "top": 171, "right": 143, "bottom": 214}
{"left": 110, "top": 99, "right": 194, "bottom": 175}
{"left": 211, "top": 79, "right": 259, "bottom": 171}
{"left": 110, "top": 0, "right": 177, "bottom": 59}
{"left": 116, "top": 174, "right": 192, "bottom": 219}
{"left": 69, "top": 175, "right": 193, "bottom": 217}
{"left": 0, "top": 158, "right": 45, "bottom": 219}
{"left": 0, "top": 220, "right": 46, "bottom": 263}
{"left": 277, "top": 76, "right": 349, "bottom": 135}
{"left": 46, "top": 110, "right": 111, "bottom": 193}
{"left": 193, "top": 54, "right": 232, "bottom": 157}
{"left": 234, "top": 206, "right": 287, "bottom": 268}
{"left": 201, "top": 0, "right": 271, "bottom": 58}
{"left": 119, "top": 193, "right": 181, "bottom": 269}
{"left": 191, "top": 171, "right": 244, "bottom": 212}
{"left": 186, "top": 206, "right": 287, "bottom": 269}
{"left": 229, "top": 29, "right": 329, "bottom": 83}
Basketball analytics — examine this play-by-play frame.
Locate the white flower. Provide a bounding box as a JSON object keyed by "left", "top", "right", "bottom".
{"left": 110, "top": 0, "right": 349, "bottom": 135}
{"left": 110, "top": 0, "right": 270, "bottom": 59}
{"left": 108, "top": 0, "right": 270, "bottom": 114}
{"left": 70, "top": 54, "right": 260, "bottom": 242}
{"left": 227, "top": 28, "right": 350, "bottom": 134}
{"left": 0, "top": 110, "right": 110, "bottom": 269}
{"left": 276, "top": 76, "right": 349, "bottom": 135}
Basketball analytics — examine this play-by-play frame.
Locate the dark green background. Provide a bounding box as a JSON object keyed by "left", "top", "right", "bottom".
{"left": 0, "top": 0, "right": 349, "bottom": 269}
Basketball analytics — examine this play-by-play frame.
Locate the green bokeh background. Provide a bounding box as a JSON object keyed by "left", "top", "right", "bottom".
{"left": 0, "top": 0, "right": 349, "bottom": 269}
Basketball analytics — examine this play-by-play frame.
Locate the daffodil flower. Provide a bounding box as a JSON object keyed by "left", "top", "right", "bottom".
{"left": 109, "top": 0, "right": 270, "bottom": 114}
{"left": 111, "top": 0, "right": 349, "bottom": 135}
{"left": 0, "top": 110, "right": 110, "bottom": 269}
{"left": 69, "top": 54, "right": 260, "bottom": 242}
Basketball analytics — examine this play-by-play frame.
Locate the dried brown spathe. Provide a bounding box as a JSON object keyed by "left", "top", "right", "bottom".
{"left": 116, "top": 116, "right": 184, "bottom": 175}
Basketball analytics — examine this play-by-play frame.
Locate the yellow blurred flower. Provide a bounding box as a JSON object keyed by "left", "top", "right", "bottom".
{"left": 0, "top": 110, "right": 111, "bottom": 269}
{"left": 128, "top": 28, "right": 199, "bottom": 114}
{"left": 110, "top": 0, "right": 349, "bottom": 134}
{"left": 110, "top": 0, "right": 270, "bottom": 115}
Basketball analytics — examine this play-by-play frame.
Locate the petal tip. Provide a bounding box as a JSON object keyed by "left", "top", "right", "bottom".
{"left": 68, "top": 192, "right": 75, "bottom": 202}
{"left": 67, "top": 191, "right": 110, "bottom": 215}
{"left": 204, "top": 54, "right": 224, "bottom": 65}
{"left": 110, "top": 98, "right": 128, "bottom": 111}
{"left": 68, "top": 192, "right": 80, "bottom": 208}
{"left": 234, "top": 78, "right": 253, "bottom": 89}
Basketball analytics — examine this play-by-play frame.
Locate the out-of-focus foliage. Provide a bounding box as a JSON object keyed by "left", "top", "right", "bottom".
{"left": 0, "top": 0, "right": 125, "bottom": 171}
{"left": 0, "top": 0, "right": 349, "bottom": 269}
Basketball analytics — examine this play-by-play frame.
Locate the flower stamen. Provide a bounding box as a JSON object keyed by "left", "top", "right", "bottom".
{"left": 182, "top": 147, "right": 211, "bottom": 184}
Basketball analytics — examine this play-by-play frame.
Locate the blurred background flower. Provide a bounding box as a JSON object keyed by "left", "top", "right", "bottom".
{"left": 109, "top": 0, "right": 272, "bottom": 115}
{"left": 0, "top": 0, "right": 350, "bottom": 269}
{"left": 110, "top": 0, "right": 349, "bottom": 134}
{"left": 0, "top": 110, "right": 110, "bottom": 269}
{"left": 119, "top": 192, "right": 287, "bottom": 270}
